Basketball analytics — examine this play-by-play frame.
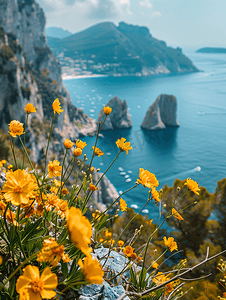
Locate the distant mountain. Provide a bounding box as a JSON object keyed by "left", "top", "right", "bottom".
{"left": 45, "top": 26, "right": 73, "bottom": 39}
{"left": 197, "top": 47, "right": 226, "bottom": 54}
{"left": 47, "top": 21, "right": 198, "bottom": 77}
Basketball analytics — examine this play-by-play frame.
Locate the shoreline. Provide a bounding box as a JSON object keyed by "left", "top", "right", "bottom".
{"left": 62, "top": 74, "right": 108, "bottom": 80}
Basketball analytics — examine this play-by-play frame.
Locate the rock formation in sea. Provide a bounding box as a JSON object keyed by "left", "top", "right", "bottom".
{"left": 141, "top": 94, "right": 179, "bottom": 130}
{"left": 0, "top": 0, "right": 96, "bottom": 164}
{"left": 98, "top": 96, "right": 132, "bottom": 130}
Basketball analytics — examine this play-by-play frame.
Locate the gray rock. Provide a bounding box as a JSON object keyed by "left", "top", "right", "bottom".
{"left": 141, "top": 94, "right": 179, "bottom": 130}
{"left": 98, "top": 96, "right": 132, "bottom": 130}
{"left": 0, "top": 172, "right": 6, "bottom": 189}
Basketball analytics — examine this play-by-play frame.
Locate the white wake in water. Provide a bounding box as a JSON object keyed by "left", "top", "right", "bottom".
{"left": 161, "top": 166, "right": 201, "bottom": 182}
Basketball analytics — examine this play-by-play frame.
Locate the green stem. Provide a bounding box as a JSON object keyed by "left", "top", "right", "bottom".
{"left": 43, "top": 111, "right": 55, "bottom": 183}
{"left": 59, "top": 149, "right": 68, "bottom": 198}
{"left": 10, "top": 137, "right": 18, "bottom": 169}
{"left": 23, "top": 113, "right": 29, "bottom": 168}
{"left": 82, "top": 151, "right": 121, "bottom": 212}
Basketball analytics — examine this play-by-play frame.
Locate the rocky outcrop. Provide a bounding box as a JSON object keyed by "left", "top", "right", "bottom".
{"left": 141, "top": 94, "right": 179, "bottom": 130}
{"left": 98, "top": 96, "right": 132, "bottom": 130}
{"left": 0, "top": 0, "right": 96, "bottom": 164}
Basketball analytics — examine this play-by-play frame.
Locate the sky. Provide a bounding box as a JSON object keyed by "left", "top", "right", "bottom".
{"left": 36, "top": 0, "right": 226, "bottom": 48}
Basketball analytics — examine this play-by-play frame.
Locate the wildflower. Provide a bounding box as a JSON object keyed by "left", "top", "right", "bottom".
{"left": 37, "top": 238, "right": 70, "bottom": 267}
{"left": 109, "top": 239, "right": 115, "bottom": 245}
{"left": 152, "top": 261, "right": 159, "bottom": 269}
{"left": 52, "top": 98, "right": 63, "bottom": 114}
{"left": 21, "top": 203, "right": 35, "bottom": 218}
{"left": 16, "top": 265, "right": 58, "bottom": 299}
{"left": 24, "top": 103, "right": 36, "bottom": 114}
{"left": 6, "top": 210, "right": 19, "bottom": 226}
{"left": 0, "top": 160, "right": 6, "bottom": 171}
{"left": 136, "top": 256, "right": 142, "bottom": 263}
{"left": 8, "top": 120, "right": 24, "bottom": 137}
{"left": 137, "top": 168, "right": 159, "bottom": 188}
{"left": 92, "top": 146, "right": 104, "bottom": 157}
{"left": 0, "top": 200, "right": 6, "bottom": 215}
{"left": 76, "top": 139, "right": 87, "bottom": 149}
{"left": 184, "top": 178, "right": 200, "bottom": 195}
{"left": 89, "top": 183, "right": 99, "bottom": 191}
{"left": 163, "top": 236, "right": 178, "bottom": 252}
{"left": 148, "top": 219, "right": 153, "bottom": 224}
{"left": 61, "top": 188, "right": 69, "bottom": 195}
{"left": 0, "top": 255, "right": 2, "bottom": 265}
{"left": 103, "top": 106, "right": 112, "bottom": 115}
{"left": 172, "top": 208, "right": 184, "bottom": 220}
{"left": 92, "top": 210, "right": 101, "bottom": 220}
{"left": 46, "top": 194, "right": 60, "bottom": 212}
{"left": 73, "top": 148, "right": 83, "bottom": 157}
{"left": 2, "top": 169, "right": 35, "bottom": 206}
{"left": 105, "top": 229, "right": 112, "bottom": 238}
{"left": 151, "top": 187, "right": 160, "bottom": 203}
{"left": 153, "top": 272, "right": 174, "bottom": 295}
{"left": 48, "top": 160, "right": 62, "bottom": 178}
{"left": 116, "top": 137, "right": 133, "bottom": 154}
{"left": 66, "top": 207, "right": 92, "bottom": 257}
{"left": 131, "top": 252, "right": 137, "bottom": 260}
{"left": 120, "top": 198, "right": 127, "bottom": 212}
{"left": 123, "top": 245, "right": 134, "bottom": 257}
{"left": 78, "top": 256, "right": 104, "bottom": 284}
{"left": 64, "top": 138, "right": 74, "bottom": 149}
{"left": 7, "top": 164, "right": 13, "bottom": 171}
{"left": 57, "top": 200, "right": 68, "bottom": 218}
{"left": 118, "top": 240, "right": 124, "bottom": 247}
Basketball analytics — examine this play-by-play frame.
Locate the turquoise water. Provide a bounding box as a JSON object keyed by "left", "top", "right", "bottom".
{"left": 63, "top": 50, "right": 226, "bottom": 220}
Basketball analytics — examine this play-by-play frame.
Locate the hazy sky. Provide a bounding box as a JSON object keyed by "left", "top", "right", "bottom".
{"left": 36, "top": 0, "right": 226, "bottom": 48}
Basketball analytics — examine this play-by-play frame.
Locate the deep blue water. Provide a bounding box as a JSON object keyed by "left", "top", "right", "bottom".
{"left": 63, "top": 50, "right": 226, "bottom": 221}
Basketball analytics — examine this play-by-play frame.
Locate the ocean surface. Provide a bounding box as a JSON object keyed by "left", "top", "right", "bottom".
{"left": 63, "top": 49, "right": 226, "bottom": 221}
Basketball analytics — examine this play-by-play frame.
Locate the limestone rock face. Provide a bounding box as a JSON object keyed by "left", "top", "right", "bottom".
{"left": 0, "top": 0, "right": 96, "bottom": 164}
{"left": 98, "top": 96, "right": 132, "bottom": 130}
{"left": 141, "top": 94, "right": 179, "bottom": 130}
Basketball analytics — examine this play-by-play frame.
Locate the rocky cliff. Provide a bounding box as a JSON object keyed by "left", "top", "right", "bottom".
{"left": 0, "top": 0, "right": 96, "bottom": 164}
{"left": 141, "top": 94, "right": 179, "bottom": 130}
{"left": 98, "top": 96, "right": 132, "bottom": 130}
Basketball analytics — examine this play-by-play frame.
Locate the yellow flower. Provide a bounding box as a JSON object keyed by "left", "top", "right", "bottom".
{"left": 78, "top": 256, "right": 104, "bottom": 284}
{"left": 152, "top": 272, "right": 174, "bottom": 295}
{"left": 163, "top": 236, "right": 178, "bottom": 252}
{"left": 131, "top": 252, "right": 137, "bottom": 260}
{"left": 89, "top": 183, "right": 99, "bottom": 191}
{"left": 103, "top": 106, "right": 112, "bottom": 115}
{"left": 105, "top": 229, "right": 112, "bottom": 238}
{"left": 52, "top": 98, "right": 63, "bottom": 114}
{"left": 61, "top": 188, "right": 69, "bottom": 195}
{"left": 184, "top": 178, "right": 200, "bottom": 195}
{"left": 118, "top": 240, "right": 124, "bottom": 247}
{"left": 16, "top": 265, "right": 58, "bottom": 299}
{"left": 92, "top": 210, "right": 101, "bottom": 220}
{"left": 148, "top": 219, "right": 153, "bottom": 224}
{"left": 116, "top": 137, "right": 133, "bottom": 154}
{"left": 24, "top": 103, "right": 36, "bottom": 114}
{"left": 76, "top": 139, "right": 87, "bottom": 149}
{"left": 6, "top": 210, "right": 19, "bottom": 226}
{"left": 123, "top": 245, "right": 134, "bottom": 257}
{"left": 152, "top": 261, "right": 159, "bottom": 269}
{"left": 0, "top": 200, "right": 6, "bottom": 215}
{"left": 46, "top": 194, "right": 60, "bottom": 212}
{"left": 92, "top": 146, "right": 104, "bottom": 157}
{"left": 137, "top": 168, "right": 159, "bottom": 188}
{"left": 0, "top": 255, "right": 2, "bottom": 265}
{"left": 73, "top": 148, "right": 83, "bottom": 157}
{"left": 120, "top": 198, "right": 127, "bottom": 212}
{"left": 172, "top": 208, "right": 184, "bottom": 220}
{"left": 2, "top": 169, "right": 35, "bottom": 206}
{"left": 66, "top": 207, "right": 92, "bottom": 257}
{"left": 48, "top": 160, "right": 62, "bottom": 178}
{"left": 0, "top": 160, "right": 6, "bottom": 171}
{"left": 57, "top": 200, "right": 68, "bottom": 218}
{"left": 64, "top": 138, "right": 74, "bottom": 149}
{"left": 8, "top": 120, "right": 24, "bottom": 137}
{"left": 136, "top": 256, "right": 142, "bottom": 264}
{"left": 151, "top": 187, "right": 160, "bottom": 203}
{"left": 37, "top": 238, "right": 70, "bottom": 267}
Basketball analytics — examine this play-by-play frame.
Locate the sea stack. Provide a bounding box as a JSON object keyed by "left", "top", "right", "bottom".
{"left": 98, "top": 96, "right": 132, "bottom": 130}
{"left": 141, "top": 94, "right": 179, "bottom": 130}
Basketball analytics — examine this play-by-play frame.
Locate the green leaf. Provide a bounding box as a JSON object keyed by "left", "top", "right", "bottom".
{"left": 139, "top": 267, "right": 148, "bottom": 289}
{"left": 95, "top": 214, "right": 109, "bottom": 231}
{"left": 82, "top": 176, "right": 87, "bottom": 192}
{"left": 9, "top": 276, "right": 16, "bottom": 296}
{"left": 61, "top": 261, "right": 69, "bottom": 278}
{"left": 130, "top": 266, "right": 138, "bottom": 288}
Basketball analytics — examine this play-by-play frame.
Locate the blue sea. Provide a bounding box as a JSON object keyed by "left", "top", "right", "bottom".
{"left": 63, "top": 49, "right": 226, "bottom": 221}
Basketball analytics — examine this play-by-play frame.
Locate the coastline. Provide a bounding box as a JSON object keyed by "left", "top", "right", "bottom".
{"left": 62, "top": 74, "right": 108, "bottom": 80}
